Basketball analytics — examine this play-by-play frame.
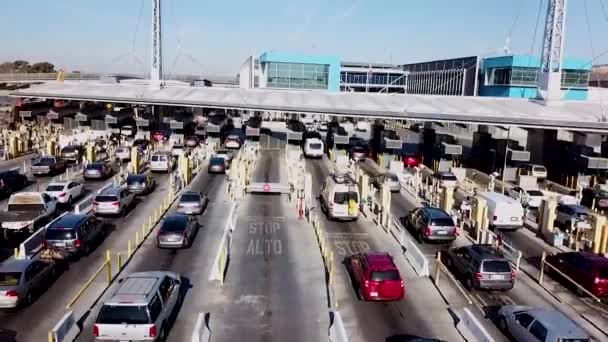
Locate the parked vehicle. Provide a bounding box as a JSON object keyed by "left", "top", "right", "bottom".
{"left": 120, "top": 125, "right": 135, "bottom": 137}
{"left": 402, "top": 206, "right": 458, "bottom": 244}
{"left": 507, "top": 187, "right": 545, "bottom": 209}
{"left": 126, "top": 173, "right": 156, "bottom": 195}
{"left": 446, "top": 244, "right": 515, "bottom": 291}
{"left": 497, "top": 305, "right": 589, "bottom": 342}
{"left": 350, "top": 146, "right": 368, "bottom": 162}
{"left": 348, "top": 252, "right": 405, "bottom": 301}
{"left": 303, "top": 138, "right": 324, "bottom": 158}
{"left": 581, "top": 184, "right": 608, "bottom": 210}
{"left": 0, "top": 170, "right": 28, "bottom": 197}
{"left": 214, "top": 149, "right": 233, "bottom": 168}
{"left": 433, "top": 171, "right": 458, "bottom": 188}
{"left": 177, "top": 192, "right": 208, "bottom": 215}
{"left": 225, "top": 134, "right": 242, "bottom": 149}
{"left": 476, "top": 192, "right": 524, "bottom": 230}
{"left": 152, "top": 129, "right": 170, "bottom": 142}
{"left": 84, "top": 162, "right": 113, "bottom": 180}
{"left": 115, "top": 146, "right": 131, "bottom": 162}
{"left": 320, "top": 173, "right": 359, "bottom": 221}
{"left": 132, "top": 139, "right": 150, "bottom": 153}
{"left": 42, "top": 214, "right": 106, "bottom": 258}
{"left": 208, "top": 157, "right": 226, "bottom": 174}
{"left": 156, "top": 214, "right": 199, "bottom": 249}
{"left": 545, "top": 252, "right": 608, "bottom": 297}
{"left": 93, "top": 186, "right": 135, "bottom": 217}
{"left": 522, "top": 164, "right": 548, "bottom": 180}
{"left": 0, "top": 192, "right": 57, "bottom": 237}
{"left": 0, "top": 259, "right": 60, "bottom": 309}
{"left": 59, "top": 145, "right": 83, "bottom": 164}
{"left": 150, "top": 152, "right": 175, "bottom": 173}
{"left": 403, "top": 154, "right": 421, "bottom": 168}
{"left": 44, "top": 181, "right": 83, "bottom": 205}
{"left": 31, "top": 156, "right": 66, "bottom": 176}
{"left": 94, "top": 271, "right": 182, "bottom": 341}
{"left": 185, "top": 136, "right": 200, "bottom": 148}
{"left": 373, "top": 173, "right": 401, "bottom": 192}
{"left": 555, "top": 204, "right": 591, "bottom": 230}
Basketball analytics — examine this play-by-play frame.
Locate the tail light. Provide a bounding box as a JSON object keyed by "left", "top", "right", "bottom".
{"left": 594, "top": 277, "right": 600, "bottom": 284}
{"left": 5, "top": 290, "right": 18, "bottom": 297}
{"left": 59, "top": 192, "right": 66, "bottom": 197}
{"left": 41, "top": 240, "right": 47, "bottom": 248}
{"left": 363, "top": 280, "right": 370, "bottom": 288}
{"left": 111, "top": 202, "right": 120, "bottom": 207}
{"left": 149, "top": 325, "right": 157, "bottom": 338}
{"left": 475, "top": 272, "right": 483, "bottom": 280}
{"left": 453, "top": 225, "right": 459, "bottom": 236}
{"left": 511, "top": 271, "right": 516, "bottom": 280}
{"left": 93, "top": 324, "right": 99, "bottom": 337}
{"left": 493, "top": 215, "right": 497, "bottom": 221}
{"left": 424, "top": 226, "right": 432, "bottom": 236}
{"left": 75, "top": 239, "right": 81, "bottom": 248}
{"left": 400, "top": 280, "right": 404, "bottom": 288}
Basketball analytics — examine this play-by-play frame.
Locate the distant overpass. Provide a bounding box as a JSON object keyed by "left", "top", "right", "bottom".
{"left": 9, "top": 81, "right": 608, "bottom": 132}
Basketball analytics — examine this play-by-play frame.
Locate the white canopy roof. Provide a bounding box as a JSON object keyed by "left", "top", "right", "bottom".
{"left": 10, "top": 81, "right": 608, "bottom": 131}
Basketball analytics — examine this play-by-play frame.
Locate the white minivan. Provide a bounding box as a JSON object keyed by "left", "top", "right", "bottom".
{"left": 304, "top": 138, "right": 324, "bottom": 158}
{"left": 476, "top": 192, "right": 524, "bottom": 230}
{"left": 320, "top": 173, "right": 359, "bottom": 221}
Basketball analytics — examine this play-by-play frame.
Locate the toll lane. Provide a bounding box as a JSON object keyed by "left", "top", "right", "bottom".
{"left": 0, "top": 173, "right": 170, "bottom": 342}
{"left": 308, "top": 158, "right": 463, "bottom": 342}
{"left": 211, "top": 151, "right": 327, "bottom": 342}
{"left": 76, "top": 162, "right": 228, "bottom": 341}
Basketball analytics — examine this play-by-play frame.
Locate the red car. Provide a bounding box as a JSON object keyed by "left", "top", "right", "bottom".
{"left": 349, "top": 252, "right": 405, "bottom": 301}
{"left": 152, "top": 130, "right": 170, "bottom": 142}
{"left": 546, "top": 252, "right": 608, "bottom": 297}
{"left": 403, "top": 154, "right": 421, "bottom": 168}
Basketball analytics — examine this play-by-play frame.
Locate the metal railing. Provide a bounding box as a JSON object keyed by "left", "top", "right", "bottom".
{"left": 0, "top": 72, "right": 101, "bottom": 82}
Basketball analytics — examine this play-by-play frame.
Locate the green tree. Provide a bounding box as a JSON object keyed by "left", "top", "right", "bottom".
{"left": 29, "top": 62, "right": 55, "bottom": 73}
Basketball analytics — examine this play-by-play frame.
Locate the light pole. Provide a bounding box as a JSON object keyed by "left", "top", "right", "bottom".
{"left": 501, "top": 127, "right": 511, "bottom": 194}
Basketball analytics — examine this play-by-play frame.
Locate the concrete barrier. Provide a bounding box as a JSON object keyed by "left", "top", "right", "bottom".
{"left": 74, "top": 195, "right": 95, "bottom": 214}
{"left": 52, "top": 310, "right": 80, "bottom": 342}
{"left": 390, "top": 216, "right": 430, "bottom": 277}
{"left": 209, "top": 203, "right": 237, "bottom": 282}
{"left": 454, "top": 307, "right": 495, "bottom": 342}
{"left": 191, "top": 312, "right": 211, "bottom": 342}
{"left": 329, "top": 311, "right": 350, "bottom": 342}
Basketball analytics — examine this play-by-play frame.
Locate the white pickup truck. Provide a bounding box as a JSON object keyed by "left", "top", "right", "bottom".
{"left": 0, "top": 192, "right": 58, "bottom": 238}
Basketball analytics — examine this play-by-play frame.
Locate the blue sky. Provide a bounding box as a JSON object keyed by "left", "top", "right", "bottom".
{"left": 1, "top": 0, "right": 608, "bottom": 76}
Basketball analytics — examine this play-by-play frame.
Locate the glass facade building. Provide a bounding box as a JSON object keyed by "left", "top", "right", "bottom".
{"left": 266, "top": 62, "right": 329, "bottom": 90}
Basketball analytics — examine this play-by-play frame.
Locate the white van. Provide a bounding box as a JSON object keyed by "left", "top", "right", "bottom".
{"left": 304, "top": 138, "right": 324, "bottom": 158}
{"left": 150, "top": 152, "right": 174, "bottom": 173}
{"left": 320, "top": 173, "right": 359, "bottom": 221}
{"left": 476, "top": 192, "right": 524, "bottom": 230}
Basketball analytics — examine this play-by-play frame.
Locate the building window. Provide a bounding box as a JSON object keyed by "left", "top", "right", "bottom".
{"left": 561, "top": 69, "right": 589, "bottom": 88}
{"left": 487, "top": 68, "right": 512, "bottom": 85}
{"left": 266, "top": 62, "right": 329, "bottom": 90}
{"left": 510, "top": 67, "right": 538, "bottom": 86}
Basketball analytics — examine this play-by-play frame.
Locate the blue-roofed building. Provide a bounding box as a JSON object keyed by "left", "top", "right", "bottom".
{"left": 479, "top": 55, "right": 591, "bottom": 100}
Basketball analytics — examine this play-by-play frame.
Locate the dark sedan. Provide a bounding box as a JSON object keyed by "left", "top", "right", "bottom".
{"left": 156, "top": 214, "right": 199, "bottom": 249}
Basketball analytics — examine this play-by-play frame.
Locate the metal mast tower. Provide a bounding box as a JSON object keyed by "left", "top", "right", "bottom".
{"left": 537, "top": 0, "right": 567, "bottom": 105}
{"left": 151, "top": 0, "right": 163, "bottom": 85}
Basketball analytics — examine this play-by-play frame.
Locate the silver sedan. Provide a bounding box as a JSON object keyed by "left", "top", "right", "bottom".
{"left": 157, "top": 214, "right": 199, "bottom": 249}
{"left": 177, "top": 191, "right": 208, "bottom": 215}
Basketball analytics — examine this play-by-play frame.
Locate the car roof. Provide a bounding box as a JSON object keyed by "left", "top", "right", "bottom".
{"left": 524, "top": 308, "right": 587, "bottom": 337}
{"left": 364, "top": 252, "right": 397, "bottom": 269}
{"left": 127, "top": 173, "right": 146, "bottom": 179}
{"left": 181, "top": 191, "right": 201, "bottom": 197}
{"left": 0, "top": 259, "right": 34, "bottom": 272}
{"left": 99, "top": 186, "right": 122, "bottom": 195}
{"left": 163, "top": 213, "right": 189, "bottom": 225}
{"left": 467, "top": 244, "right": 507, "bottom": 260}
{"left": 47, "top": 182, "right": 69, "bottom": 187}
{"left": 479, "top": 191, "right": 519, "bottom": 204}
{"left": 108, "top": 274, "right": 163, "bottom": 305}
{"left": 570, "top": 252, "right": 608, "bottom": 265}
{"left": 421, "top": 207, "right": 451, "bottom": 219}
{"left": 50, "top": 213, "right": 89, "bottom": 228}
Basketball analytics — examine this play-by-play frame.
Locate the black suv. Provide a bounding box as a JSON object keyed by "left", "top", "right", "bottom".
{"left": 0, "top": 170, "right": 28, "bottom": 197}
{"left": 43, "top": 214, "right": 106, "bottom": 258}
{"left": 401, "top": 207, "right": 458, "bottom": 244}
{"left": 445, "top": 244, "right": 515, "bottom": 291}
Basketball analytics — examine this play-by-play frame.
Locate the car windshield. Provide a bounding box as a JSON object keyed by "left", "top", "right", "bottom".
{"left": 180, "top": 194, "right": 200, "bottom": 202}
{"left": 430, "top": 218, "right": 454, "bottom": 226}
{"left": 370, "top": 270, "right": 400, "bottom": 281}
{"left": 161, "top": 216, "right": 188, "bottom": 232}
{"left": 559, "top": 339, "right": 590, "bottom": 342}
{"left": 210, "top": 158, "right": 225, "bottom": 165}
{"left": 0, "top": 272, "right": 21, "bottom": 286}
{"left": 87, "top": 164, "right": 103, "bottom": 170}
{"left": 39, "top": 157, "right": 55, "bottom": 165}
{"left": 309, "top": 143, "right": 322, "bottom": 149}
{"left": 440, "top": 174, "right": 457, "bottom": 181}
{"left": 388, "top": 174, "right": 399, "bottom": 182}
{"left": 127, "top": 175, "right": 145, "bottom": 183}
{"left": 116, "top": 148, "right": 128, "bottom": 153}
{"left": 46, "top": 185, "right": 65, "bottom": 192}
{"left": 45, "top": 228, "right": 75, "bottom": 240}
{"left": 95, "top": 195, "right": 118, "bottom": 202}
{"left": 152, "top": 154, "right": 167, "bottom": 162}
{"left": 527, "top": 190, "right": 544, "bottom": 196}
{"left": 482, "top": 260, "right": 511, "bottom": 273}
{"left": 97, "top": 305, "right": 150, "bottom": 324}
{"left": 334, "top": 191, "right": 358, "bottom": 204}
{"left": 62, "top": 147, "right": 77, "bottom": 152}
{"left": 216, "top": 150, "right": 229, "bottom": 155}
{"left": 533, "top": 166, "right": 547, "bottom": 172}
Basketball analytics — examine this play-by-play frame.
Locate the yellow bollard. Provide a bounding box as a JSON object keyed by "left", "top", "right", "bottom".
{"left": 106, "top": 250, "right": 112, "bottom": 284}
{"left": 48, "top": 331, "right": 53, "bottom": 342}
{"left": 117, "top": 252, "right": 123, "bottom": 270}
{"left": 136, "top": 231, "right": 140, "bottom": 246}
{"left": 148, "top": 215, "right": 153, "bottom": 228}
{"left": 142, "top": 223, "right": 147, "bottom": 237}
{"left": 154, "top": 208, "right": 158, "bottom": 222}
{"left": 434, "top": 251, "right": 442, "bottom": 285}
{"left": 539, "top": 251, "right": 546, "bottom": 285}
{"left": 128, "top": 240, "right": 132, "bottom": 258}
{"left": 14, "top": 248, "right": 18, "bottom": 259}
